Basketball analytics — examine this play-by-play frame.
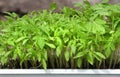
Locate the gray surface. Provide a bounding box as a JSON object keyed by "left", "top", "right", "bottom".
{"left": 0, "top": 0, "right": 120, "bottom": 12}
{"left": 0, "top": 74, "right": 120, "bottom": 77}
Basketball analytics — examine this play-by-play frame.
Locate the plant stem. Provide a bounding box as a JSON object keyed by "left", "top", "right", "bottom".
{"left": 109, "top": 53, "right": 114, "bottom": 69}
{"left": 24, "top": 60, "right": 28, "bottom": 69}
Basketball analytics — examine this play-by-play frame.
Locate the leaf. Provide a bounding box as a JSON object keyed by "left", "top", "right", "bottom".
{"left": 5, "top": 51, "right": 12, "bottom": 57}
{"left": 87, "top": 52, "right": 94, "bottom": 65}
{"left": 40, "top": 25, "right": 50, "bottom": 36}
{"left": 62, "top": 29, "right": 69, "bottom": 37}
{"left": 74, "top": 51, "right": 86, "bottom": 59}
{"left": 105, "top": 48, "right": 111, "bottom": 58}
{"left": 93, "top": 53, "right": 102, "bottom": 62}
{"left": 113, "top": 19, "right": 120, "bottom": 30}
{"left": 42, "top": 59, "right": 47, "bottom": 69}
{"left": 0, "top": 51, "right": 12, "bottom": 65}
{"left": 65, "top": 51, "right": 69, "bottom": 62}
{"left": 50, "top": 2, "right": 57, "bottom": 11}
{"left": 37, "top": 37, "right": 45, "bottom": 49}
{"left": 55, "top": 37, "right": 62, "bottom": 46}
{"left": 4, "top": 12, "right": 19, "bottom": 20}
{"left": 62, "top": 7, "right": 75, "bottom": 16}
{"left": 64, "top": 37, "right": 69, "bottom": 43}
{"left": 77, "top": 58, "right": 82, "bottom": 68}
{"left": 24, "top": 52, "right": 32, "bottom": 60}
{"left": 37, "top": 52, "right": 41, "bottom": 62}
{"left": 13, "top": 49, "right": 18, "bottom": 60}
{"left": 0, "top": 48, "right": 4, "bottom": 54}
{"left": 33, "top": 36, "right": 46, "bottom": 49}
{"left": 46, "top": 43, "right": 56, "bottom": 49}
{"left": 1, "top": 57, "right": 8, "bottom": 65}
{"left": 69, "top": 40, "right": 76, "bottom": 55}
{"left": 43, "top": 50, "right": 47, "bottom": 60}
{"left": 1, "top": 29, "right": 9, "bottom": 33}
{"left": 49, "top": 37, "right": 55, "bottom": 41}
{"left": 67, "top": 40, "right": 76, "bottom": 56}
{"left": 22, "top": 39, "right": 28, "bottom": 45}
{"left": 84, "top": 0, "right": 91, "bottom": 7}
{"left": 104, "top": 43, "right": 115, "bottom": 58}
{"left": 93, "top": 20, "right": 106, "bottom": 34}
{"left": 4, "top": 12, "right": 18, "bottom": 18}
{"left": 16, "top": 36, "right": 26, "bottom": 43}
{"left": 16, "top": 47, "right": 24, "bottom": 60}
{"left": 7, "top": 40, "right": 15, "bottom": 46}
{"left": 95, "top": 18, "right": 106, "bottom": 25}
{"left": 56, "top": 46, "right": 62, "bottom": 57}
{"left": 94, "top": 52, "right": 106, "bottom": 59}
{"left": 71, "top": 45, "right": 76, "bottom": 55}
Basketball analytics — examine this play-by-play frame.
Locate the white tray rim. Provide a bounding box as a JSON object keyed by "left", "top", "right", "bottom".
{"left": 0, "top": 69, "right": 120, "bottom": 74}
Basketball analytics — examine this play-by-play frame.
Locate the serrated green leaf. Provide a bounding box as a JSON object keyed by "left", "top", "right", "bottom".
{"left": 55, "top": 37, "right": 62, "bottom": 46}
{"left": 71, "top": 45, "right": 76, "bottom": 55}
{"left": 16, "top": 36, "right": 26, "bottom": 43}
{"left": 65, "top": 51, "right": 69, "bottom": 62}
{"left": 93, "top": 53, "right": 102, "bottom": 62}
{"left": 43, "top": 50, "right": 47, "bottom": 60}
{"left": 24, "top": 52, "right": 32, "bottom": 60}
{"left": 13, "top": 49, "right": 18, "bottom": 60}
{"left": 42, "top": 59, "right": 47, "bottom": 69}
{"left": 50, "top": 2, "right": 57, "bottom": 11}
{"left": 22, "top": 39, "right": 28, "bottom": 45}
{"left": 1, "top": 57, "right": 8, "bottom": 65}
{"left": 37, "top": 37, "right": 45, "bottom": 49}
{"left": 56, "top": 46, "right": 62, "bottom": 57}
{"left": 95, "top": 18, "right": 106, "bottom": 25}
{"left": 87, "top": 52, "right": 94, "bottom": 65}
{"left": 5, "top": 51, "right": 12, "bottom": 57}
{"left": 49, "top": 37, "right": 55, "bottom": 41}
{"left": 7, "top": 40, "right": 15, "bottom": 46}
{"left": 77, "top": 58, "right": 82, "bottom": 68}
{"left": 94, "top": 52, "right": 106, "bottom": 59}
{"left": 84, "top": 0, "right": 91, "bottom": 7}
{"left": 74, "top": 51, "right": 86, "bottom": 59}
{"left": 69, "top": 40, "right": 76, "bottom": 55}
{"left": 105, "top": 48, "right": 111, "bottom": 58}
{"left": 92, "top": 21, "right": 106, "bottom": 34}
{"left": 37, "top": 52, "right": 41, "bottom": 62}
{"left": 46, "top": 43, "right": 56, "bottom": 49}
{"left": 64, "top": 37, "right": 69, "bottom": 43}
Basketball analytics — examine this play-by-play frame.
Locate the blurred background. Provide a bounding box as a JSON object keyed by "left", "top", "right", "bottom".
{"left": 0, "top": 0, "right": 120, "bottom": 20}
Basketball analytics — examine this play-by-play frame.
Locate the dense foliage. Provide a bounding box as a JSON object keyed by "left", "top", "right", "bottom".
{"left": 0, "top": 0, "right": 120, "bottom": 69}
